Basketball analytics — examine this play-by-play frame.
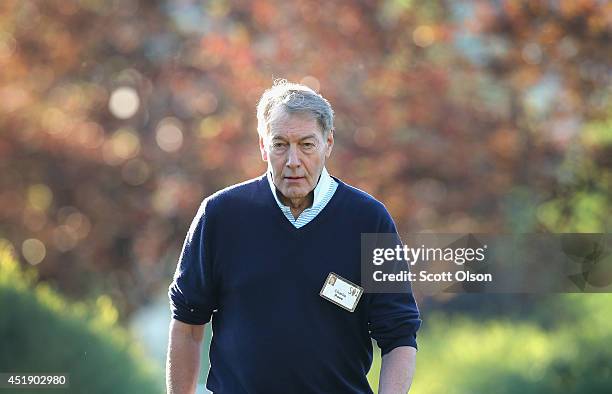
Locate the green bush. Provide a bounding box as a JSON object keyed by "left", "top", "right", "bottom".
{"left": 0, "top": 241, "right": 162, "bottom": 394}
{"left": 367, "top": 294, "right": 612, "bottom": 393}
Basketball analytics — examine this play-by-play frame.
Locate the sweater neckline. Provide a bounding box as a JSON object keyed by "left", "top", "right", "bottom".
{"left": 258, "top": 173, "right": 346, "bottom": 236}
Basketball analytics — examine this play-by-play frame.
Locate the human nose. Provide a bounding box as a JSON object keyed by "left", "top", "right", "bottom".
{"left": 286, "top": 145, "right": 301, "bottom": 169}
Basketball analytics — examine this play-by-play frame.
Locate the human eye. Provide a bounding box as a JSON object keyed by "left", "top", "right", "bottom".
{"left": 301, "top": 141, "right": 316, "bottom": 151}
{"left": 271, "top": 141, "right": 288, "bottom": 151}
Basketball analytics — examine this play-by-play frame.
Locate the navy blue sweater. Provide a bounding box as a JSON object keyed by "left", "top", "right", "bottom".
{"left": 169, "top": 175, "right": 421, "bottom": 393}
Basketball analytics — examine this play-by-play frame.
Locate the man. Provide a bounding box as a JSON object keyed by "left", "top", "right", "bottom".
{"left": 167, "top": 80, "right": 421, "bottom": 394}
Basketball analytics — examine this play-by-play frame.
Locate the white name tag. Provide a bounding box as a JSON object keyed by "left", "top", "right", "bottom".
{"left": 319, "top": 272, "right": 363, "bottom": 312}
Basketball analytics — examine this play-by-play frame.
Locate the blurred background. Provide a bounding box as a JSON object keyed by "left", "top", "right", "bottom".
{"left": 0, "top": 0, "right": 610, "bottom": 393}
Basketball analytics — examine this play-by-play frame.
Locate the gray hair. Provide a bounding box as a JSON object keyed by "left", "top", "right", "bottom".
{"left": 256, "top": 79, "right": 334, "bottom": 138}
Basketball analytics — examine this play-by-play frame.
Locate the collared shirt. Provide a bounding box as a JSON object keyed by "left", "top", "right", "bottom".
{"left": 266, "top": 167, "right": 338, "bottom": 228}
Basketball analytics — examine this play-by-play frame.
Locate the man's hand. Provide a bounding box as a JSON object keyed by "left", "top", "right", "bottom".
{"left": 378, "top": 346, "right": 417, "bottom": 394}
{"left": 166, "top": 319, "right": 205, "bottom": 394}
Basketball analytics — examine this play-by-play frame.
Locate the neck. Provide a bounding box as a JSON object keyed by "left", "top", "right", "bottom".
{"left": 279, "top": 192, "right": 314, "bottom": 219}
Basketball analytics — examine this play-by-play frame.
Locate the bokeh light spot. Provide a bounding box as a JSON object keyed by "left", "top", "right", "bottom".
{"left": 413, "top": 25, "right": 435, "bottom": 47}
{"left": 23, "top": 209, "right": 47, "bottom": 232}
{"left": 75, "top": 121, "right": 105, "bottom": 149}
{"left": 199, "top": 116, "right": 222, "bottom": 138}
{"left": 108, "top": 86, "right": 140, "bottom": 119}
{"left": 27, "top": 184, "right": 53, "bottom": 212}
{"left": 193, "top": 91, "right": 218, "bottom": 115}
{"left": 111, "top": 128, "right": 141, "bottom": 160}
{"left": 53, "top": 225, "right": 79, "bottom": 252}
{"left": 58, "top": 207, "right": 92, "bottom": 240}
{"left": 22, "top": 238, "right": 46, "bottom": 265}
{"left": 156, "top": 118, "right": 184, "bottom": 152}
{"left": 122, "top": 159, "right": 151, "bottom": 186}
{"left": 42, "top": 108, "right": 70, "bottom": 136}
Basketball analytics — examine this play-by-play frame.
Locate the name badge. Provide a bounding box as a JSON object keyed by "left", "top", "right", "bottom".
{"left": 319, "top": 272, "right": 363, "bottom": 312}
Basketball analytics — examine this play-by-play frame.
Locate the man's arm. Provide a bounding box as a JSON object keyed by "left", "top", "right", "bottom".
{"left": 166, "top": 319, "right": 205, "bottom": 394}
{"left": 378, "top": 346, "right": 417, "bottom": 394}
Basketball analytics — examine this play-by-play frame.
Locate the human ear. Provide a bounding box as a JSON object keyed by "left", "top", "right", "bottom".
{"left": 325, "top": 130, "right": 334, "bottom": 158}
{"left": 259, "top": 135, "right": 268, "bottom": 162}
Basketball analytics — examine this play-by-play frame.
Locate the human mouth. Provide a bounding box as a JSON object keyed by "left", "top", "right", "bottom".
{"left": 284, "top": 176, "right": 304, "bottom": 182}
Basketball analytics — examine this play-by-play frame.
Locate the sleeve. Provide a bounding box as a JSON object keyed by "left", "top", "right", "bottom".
{"left": 168, "top": 198, "right": 218, "bottom": 325}
{"left": 368, "top": 206, "right": 422, "bottom": 355}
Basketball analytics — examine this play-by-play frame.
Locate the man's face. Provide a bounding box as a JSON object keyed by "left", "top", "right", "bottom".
{"left": 259, "top": 109, "right": 334, "bottom": 203}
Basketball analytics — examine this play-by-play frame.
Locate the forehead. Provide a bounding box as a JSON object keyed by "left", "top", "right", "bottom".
{"left": 268, "top": 109, "right": 322, "bottom": 139}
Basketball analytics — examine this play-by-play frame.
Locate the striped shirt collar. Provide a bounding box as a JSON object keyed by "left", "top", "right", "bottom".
{"left": 266, "top": 167, "right": 333, "bottom": 209}
{"left": 266, "top": 167, "right": 337, "bottom": 228}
